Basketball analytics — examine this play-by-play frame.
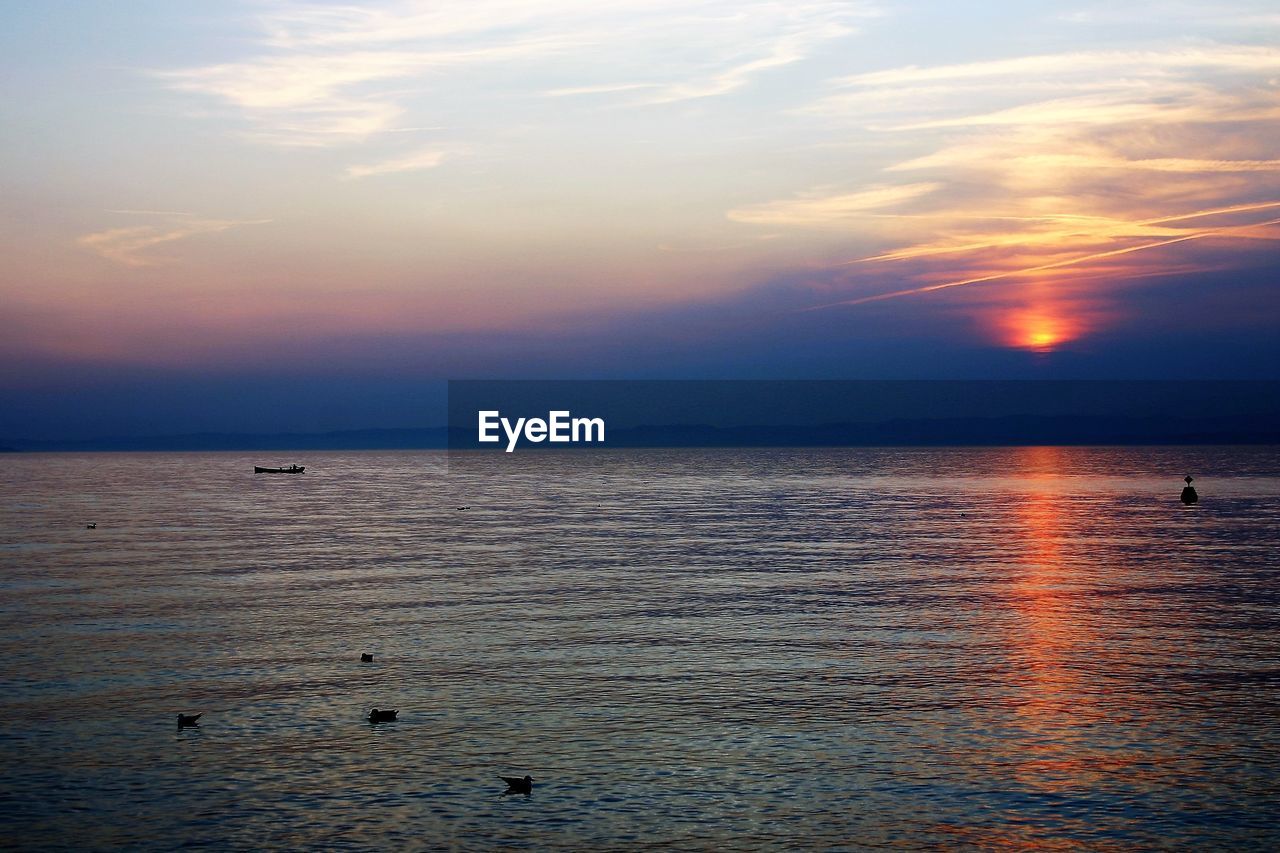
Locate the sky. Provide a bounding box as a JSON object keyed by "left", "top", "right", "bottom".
{"left": 2, "top": 1, "right": 1278, "bottom": 438}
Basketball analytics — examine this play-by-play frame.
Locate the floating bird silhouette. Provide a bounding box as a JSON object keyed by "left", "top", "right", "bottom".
{"left": 501, "top": 775, "right": 533, "bottom": 794}
{"left": 368, "top": 708, "right": 398, "bottom": 723}
{"left": 361, "top": 653, "right": 374, "bottom": 662}
{"left": 456, "top": 506, "right": 471, "bottom": 511}
{"left": 86, "top": 523, "right": 96, "bottom": 529}
{"left": 1180, "top": 475, "right": 1199, "bottom": 505}
{"left": 176, "top": 713, "right": 201, "bottom": 728}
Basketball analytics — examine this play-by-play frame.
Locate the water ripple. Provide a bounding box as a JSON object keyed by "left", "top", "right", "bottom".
{"left": 1, "top": 447, "right": 1278, "bottom": 849}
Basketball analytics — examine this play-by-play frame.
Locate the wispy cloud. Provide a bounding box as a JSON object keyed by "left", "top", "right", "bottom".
{"left": 637, "top": 20, "right": 857, "bottom": 105}
{"left": 159, "top": 0, "right": 872, "bottom": 146}
{"left": 728, "top": 183, "right": 941, "bottom": 226}
{"left": 159, "top": 45, "right": 543, "bottom": 147}
{"left": 104, "top": 208, "right": 196, "bottom": 217}
{"left": 801, "top": 46, "right": 1280, "bottom": 156}
{"left": 825, "top": 46, "right": 1280, "bottom": 90}
{"left": 805, "top": 213, "right": 1280, "bottom": 310}
{"left": 544, "top": 82, "right": 658, "bottom": 98}
{"left": 1055, "top": 1, "right": 1280, "bottom": 29}
{"left": 734, "top": 42, "right": 1280, "bottom": 347}
{"left": 79, "top": 215, "right": 270, "bottom": 267}
{"left": 344, "top": 147, "right": 451, "bottom": 179}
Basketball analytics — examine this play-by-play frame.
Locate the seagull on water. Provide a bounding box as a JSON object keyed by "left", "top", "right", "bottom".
{"left": 501, "top": 775, "right": 533, "bottom": 794}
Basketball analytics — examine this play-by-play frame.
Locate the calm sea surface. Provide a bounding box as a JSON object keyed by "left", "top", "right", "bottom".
{"left": 1, "top": 447, "right": 1279, "bottom": 850}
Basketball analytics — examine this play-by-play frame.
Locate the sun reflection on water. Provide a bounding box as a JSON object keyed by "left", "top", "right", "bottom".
{"left": 1009, "top": 447, "right": 1093, "bottom": 783}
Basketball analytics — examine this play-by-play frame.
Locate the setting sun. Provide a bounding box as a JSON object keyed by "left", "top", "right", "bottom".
{"left": 1026, "top": 329, "right": 1060, "bottom": 351}
{"left": 995, "top": 308, "right": 1081, "bottom": 352}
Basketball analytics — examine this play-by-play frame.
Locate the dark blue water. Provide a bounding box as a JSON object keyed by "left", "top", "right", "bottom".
{"left": 1, "top": 447, "right": 1278, "bottom": 849}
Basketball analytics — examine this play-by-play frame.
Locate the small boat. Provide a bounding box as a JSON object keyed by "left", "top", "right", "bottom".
{"left": 254, "top": 465, "right": 305, "bottom": 474}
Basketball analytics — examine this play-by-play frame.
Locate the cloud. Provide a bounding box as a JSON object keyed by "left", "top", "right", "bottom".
{"left": 344, "top": 147, "right": 451, "bottom": 179}
{"left": 104, "top": 209, "right": 196, "bottom": 217}
{"left": 543, "top": 83, "right": 659, "bottom": 98}
{"left": 803, "top": 46, "right": 1280, "bottom": 134}
{"left": 806, "top": 214, "right": 1280, "bottom": 310}
{"left": 159, "top": 0, "right": 872, "bottom": 146}
{"left": 1055, "top": 1, "right": 1280, "bottom": 29}
{"left": 78, "top": 216, "right": 270, "bottom": 267}
{"left": 158, "top": 45, "right": 544, "bottom": 147}
{"left": 730, "top": 41, "right": 1280, "bottom": 348}
{"left": 826, "top": 46, "right": 1280, "bottom": 90}
{"left": 637, "top": 20, "right": 858, "bottom": 105}
{"left": 727, "top": 183, "right": 941, "bottom": 226}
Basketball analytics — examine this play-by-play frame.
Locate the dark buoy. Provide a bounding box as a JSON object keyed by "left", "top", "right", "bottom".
{"left": 361, "top": 653, "right": 373, "bottom": 662}
{"left": 1180, "top": 475, "right": 1198, "bottom": 505}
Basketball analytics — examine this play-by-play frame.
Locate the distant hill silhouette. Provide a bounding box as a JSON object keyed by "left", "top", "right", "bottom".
{"left": 3, "top": 427, "right": 453, "bottom": 452}
{"left": 593, "top": 415, "right": 1279, "bottom": 448}
{"left": 4, "top": 413, "right": 1277, "bottom": 452}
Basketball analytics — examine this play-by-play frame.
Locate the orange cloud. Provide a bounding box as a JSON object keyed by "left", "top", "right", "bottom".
{"left": 734, "top": 45, "right": 1280, "bottom": 350}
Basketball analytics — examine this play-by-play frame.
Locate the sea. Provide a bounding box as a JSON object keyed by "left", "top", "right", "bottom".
{"left": 1, "top": 447, "right": 1278, "bottom": 850}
